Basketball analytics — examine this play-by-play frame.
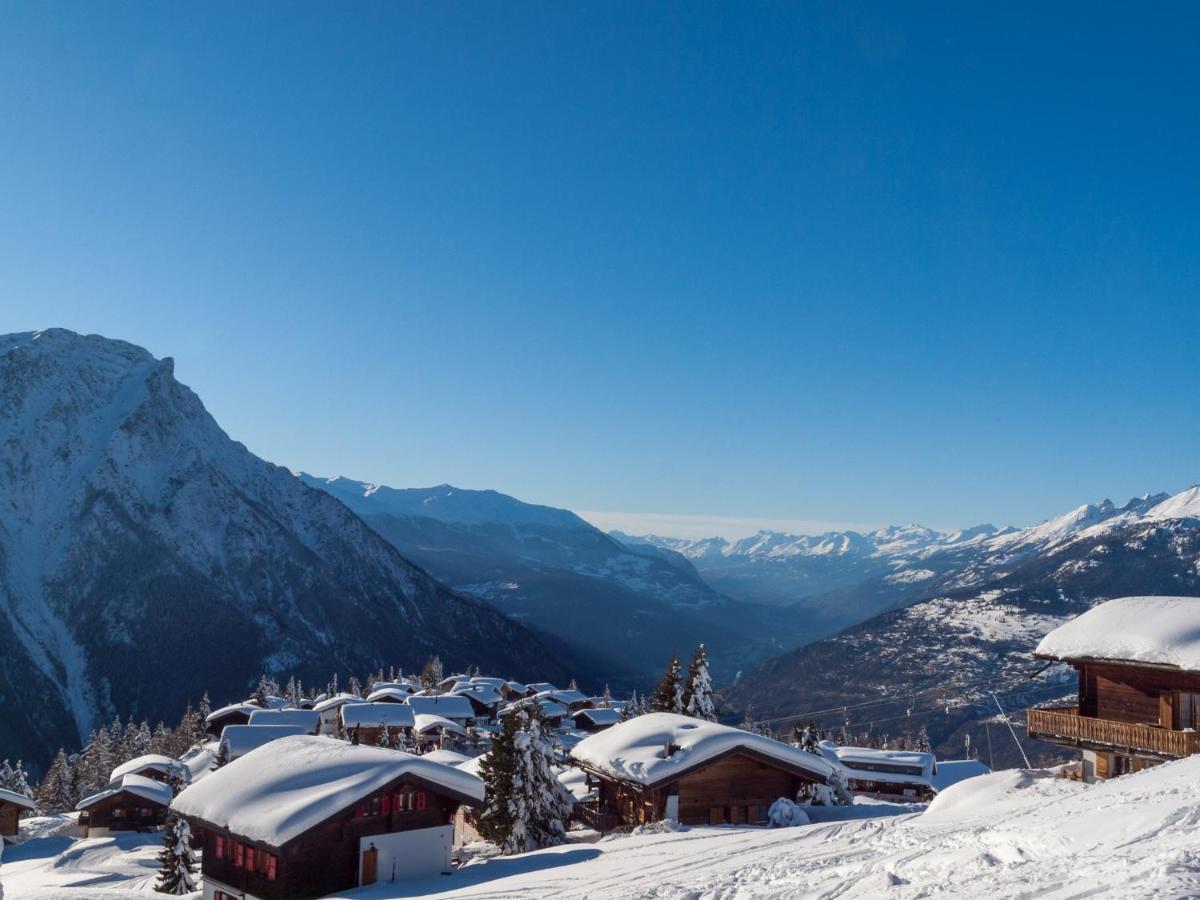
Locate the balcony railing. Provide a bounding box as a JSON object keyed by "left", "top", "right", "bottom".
{"left": 1027, "top": 706, "right": 1200, "bottom": 758}
{"left": 571, "top": 803, "right": 620, "bottom": 833}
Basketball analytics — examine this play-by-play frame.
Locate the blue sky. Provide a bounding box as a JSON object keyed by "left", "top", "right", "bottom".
{"left": 3, "top": 3, "right": 1197, "bottom": 537}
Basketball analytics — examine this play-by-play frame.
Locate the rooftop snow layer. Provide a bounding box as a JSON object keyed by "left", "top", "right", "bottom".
{"left": 413, "top": 713, "right": 467, "bottom": 736}
{"left": 109, "top": 753, "right": 178, "bottom": 783}
{"left": 77, "top": 773, "right": 173, "bottom": 811}
{"left": 171, "top": 735, "right": 483, "bottom": 847}
{"left": 0, "top": 787, "right": 36, "bottom": 810}
{"left": 931, "top": 759, "right": 992, "bottom": 792}
{"left": 1035, "top": 596, "right": 1200, "bottom": 670}
{"left": 220, "top": 724, "right": 308, "bottom": 758}
{"left": 404, "top": 695, "right": 475, "bottom": 719}
{"left": 826, "top": 744, "right": 935, "bottom": 776}
{"left": 246, "top": 708, "right": 320, "bottom": 732}
{"left": 570, "top": 713, "right": 833, "bottom": 787}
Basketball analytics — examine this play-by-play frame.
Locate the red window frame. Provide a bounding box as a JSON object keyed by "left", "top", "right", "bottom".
{"left": 214, "top": 835, "right": 225, "bottom": 860}
{"left": 267, "top": 854, "right": 277, "bottom": 881}
{"left": 416, "top": 790, "right": 426, "bottom": 810}
{"left": 233, "top": 841, "right": 244, "bottom": 868}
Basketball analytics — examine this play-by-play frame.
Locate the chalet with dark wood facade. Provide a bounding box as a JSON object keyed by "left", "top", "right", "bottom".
{"left": 1028, "top": 596, "right": 1200, "bottom": 781}
{"left": 76, "top": 774, "right": 173, "bottom": 837}
{"left": 821, "top": 743, "right": 937, "bottom": 802}
{"left": 0, "top": 788, "right": 36, "bottom": 841}
{"left": 570, "top": 713, "right": 834, "bottom": 830}
{"left": 172, "top": 734, "right": 484, "bottom": 900}
{"left": 205, "top": 703, "right": 259, "bottom": 738}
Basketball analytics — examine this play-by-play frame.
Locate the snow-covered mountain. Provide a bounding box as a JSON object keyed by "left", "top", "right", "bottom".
{"left": 721, "top": 487, "right": 1200, "bottom": 767}
{"left": 0, "top": 330, "right": 566, "bottom": 769}
{"left": 299, "top": 476, "right": 808, "bottom": 687}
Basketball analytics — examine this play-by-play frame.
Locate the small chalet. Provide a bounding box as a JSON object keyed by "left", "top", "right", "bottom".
{"left": 109, "top": 753, "right": 180, "bottom": 785}
{"left": 313, "top": 693, "right": 363, "bottom": 735}
{"left": 341, "top": 702, "right": 416, "bottom": 745}
{"left": 452, "top": 685, "right": 504, "bottom": 721}
{"left": 539, "top": 689, "right": 592, "bottom": 712}
{"left": 0, "top": 788, "right": 36, "bottom": 841}
{"left": 571, "top": 707, "right": 621, "bottom": 733}
{"left": 500, "top": 697, "right": 569, "bottom": 729}
{"left": 172, "top": 734, "right": 484, "bottom": 900}
{"left": 404, "top": 695, "right": 475, "bottom": 728}
{"left": 366, "top": 686, "right": 415, "bottom": 704}
{"left": 412, "top": 713, "right": 467, "bottom": 750}
{"left": 820, "top": 742, "right": 936, "bottom": 802}
{"left": 246, "top": 708, "right": 321, "bottom": 734}
{"left": 205, "top": 703, "right": 259, "bottom": 738}
{"left": 76, "top": 773, "right": 173, "bottom": 837}
{"left": 220, "top": 724, "right": 308, "bottom": 763}
{"left": 1028, "top": 595, "right": 1200, "bottom": 781}
{"left": 570, "top": 713, "right": 834, "bottom": 830}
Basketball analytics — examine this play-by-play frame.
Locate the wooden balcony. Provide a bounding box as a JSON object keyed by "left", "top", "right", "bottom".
{"left": 571, "top": 803, "right": 620, "bottom": 833}
{"left": 1027, "top": 706, "right": 1200, "bottom": 758}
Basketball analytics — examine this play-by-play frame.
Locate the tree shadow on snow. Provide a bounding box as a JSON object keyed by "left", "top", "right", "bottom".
{"left": 351, "top": 847, "right": 602, "bottom": 897}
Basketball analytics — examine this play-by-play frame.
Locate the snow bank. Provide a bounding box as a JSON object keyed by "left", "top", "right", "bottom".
{"left": 171, "top": 735, "right": 483, "bottom": 848}
{"left": 1035, "top": 596, "right": 1200, "bottom": 670}
{"left": 921, "top": 768, "right": 1070, "bottom": 823}
{"left": 930, "top": 759, "right": 991, "bottom": 792}
{"left": 571, "top": 713, "right": 833, "bottom": 787}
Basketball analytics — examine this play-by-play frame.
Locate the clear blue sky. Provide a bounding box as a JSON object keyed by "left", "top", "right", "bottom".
{"left": 3, "top": 3, "right": 1197, "bottom": 536}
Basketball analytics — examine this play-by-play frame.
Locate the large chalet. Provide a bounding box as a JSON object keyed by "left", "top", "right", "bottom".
{"left": 172, "top": 734, "right": 483, "bottom": 900}
{"left": 1027, "top": 595, "right": 1200, "bottom": 781}
{"left": 570, "top": 713, "right": 834, "bottom": 830}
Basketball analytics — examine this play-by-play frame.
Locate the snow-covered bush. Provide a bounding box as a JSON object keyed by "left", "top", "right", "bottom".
{"left": 768, "top": 797, "right": 812, "bottom": 828}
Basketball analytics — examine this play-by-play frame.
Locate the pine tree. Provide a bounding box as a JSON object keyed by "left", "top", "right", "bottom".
{"left": 567, "top": 677, "right": 578, "bottom": 692}
{"left": 518, "top": 713, "right": 571, "bottom": 851}
{"left": 915, "top": 726, "right": 931, "bottom": 753}
{"left": 285, "top": 676, "right": 300, "bottom": 708}
{"left": 155, "top": 813, "right": 199, "bottom": 894}
{"left": 377, "top": 719, "right": 392, "bottom": 749}
{"left": 420, "top": 656, "right": 444, "bottom": 691}
{"left": 198, "top": 692, "right": 211, "bottom": 723}
{"left": 683, "top": 644, "right": 716, "bottom": 721}
{"left": 0, "top": 759, "right": 33, "bottom": 800}
{"left": 252, "top": 674, "right": 271, "bottom": 707}
{"left": 650, "top": 653, "right": 684, "bottom": 713}
{"left": 477, "top": 711, "right": 520, "bottom": 847}
{"left": 35, "top": 749, "right": 74, "bottom": 813}
{"left": 211, "top": 741, "right": 229, "bottom": 771}
{"left": 800, "top": 722, "right": 819, "bottom": 754}
{"left": 347, "top": 676, "right": 363, "bottom": 698}
{"left": 738, "top": 704, "right": 759, "bottom": 734}
{"left": 600, "top": 685, "right": 612, "bottom": 709}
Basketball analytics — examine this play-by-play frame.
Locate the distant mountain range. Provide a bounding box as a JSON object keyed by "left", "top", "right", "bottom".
{"left": 297, "top": 476, "right": 809, "bottom": 687}
{"left": 0, "top": 330, "right": 566, "bottom": 768}
{"left": 716, "top": 487, "right": 1200, "bottom": 767}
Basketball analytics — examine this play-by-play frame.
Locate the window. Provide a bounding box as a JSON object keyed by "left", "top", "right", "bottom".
{"left": 233, "top": 841, "right": 244, "bottom": 868}
{"left": 1179, "top": 692, "right": 1199, "bottom": 730}
{"left": 267, "top": 854, "right": 277, "bottom": 881}
{"left": 416, "top": 791, "right": 426, "bottom": 810}
{"left": 1112, "top": 754, "right": 1134, "bottom": 776}
{"left": 380, "top": 794, "right": 391, "bottom": 815}
{"left": 214, "top": 835, "right": 225, "bottom": 860}
{"left": 113, "top": 807, "right": 126, "bottom": 819}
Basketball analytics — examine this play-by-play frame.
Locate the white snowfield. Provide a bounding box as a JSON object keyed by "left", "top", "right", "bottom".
{"left": 570, "top": 713, "right": 834, "bottom": 786}
{"left": 1035, "top": 595, "right": 1200, "bottom": 670}
{"left": 170, "top": 735, "right": 484, "bottom": 848}
{"left": 7, "top": 758, "right": 1200, "bottom": 898}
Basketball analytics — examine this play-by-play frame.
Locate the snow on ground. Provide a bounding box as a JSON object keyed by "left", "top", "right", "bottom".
{"left": 328, "top": 757, "right": 1200, "bottom": 899}
{"left": 8, "top": 758, "right": 1200, "bottom": 899}
{"left": 2, "top": 816, "right": 165, "bottom": 900}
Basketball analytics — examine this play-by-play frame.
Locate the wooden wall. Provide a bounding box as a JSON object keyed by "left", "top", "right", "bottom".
{"left": 1078, "top": 662, "right": 1200, "bottom": 727}
{"left": 79, "top": 791, "right": 168, "bottom": 835}
{"left": 676, "top": 754, "right": 799, "bottom": 826}
{"left": 0, "top": 802, "right": 21, "bottom": 837}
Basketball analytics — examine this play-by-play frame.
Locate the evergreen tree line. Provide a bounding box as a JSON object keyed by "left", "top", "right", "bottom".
{"left": 35, "top": 694, "right": 213, "bottom": 814}
{"left": 641, "top": 643, "right": 718, "bottom": 721}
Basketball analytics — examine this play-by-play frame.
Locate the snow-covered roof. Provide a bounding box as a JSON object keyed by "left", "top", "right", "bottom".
{"left": 571, "top": 713, "right": 834, "bottom": 788}
{"left": 366, "top": 687, "right": 416, "bottom": 703}
{"left": 1035, "top": 596, "right": 1200, "bottom": 671}
{"left": 370, "top": 681, "right": 419, "bottom": 693}
{"left": 931, "top": 759, "right": 992, "bottom": 792}
{"left": 220, "top": 724, "right": 308, "bottom": 759}
{"left": 413, "top": 713, "right": 467, "bottom": 736}
{"left": 109, "top": 753, "right": 178, "bottom": 784}
{"left": 526, "top": 682, "right": 559, "bottom": 693}
{"left": 76, "top": 773, "right": 173, "bottom": 811}
{"left": 0, "top": 787, "right": 36, "bottom": 811}
{"left": 454, "top": 686, "right": 503, "bottom": 705}
{"left": 404, "top": 695, "right": 475, "bottom": 719}
{"left": 421, "top": 749, "right": 471, "bottom": 767}
{"left": 573, "top": 707, "right": 621, "bottom": 726}
{"left": 538, "top": 689, "right": 589, "bottom": 706}
{"left": 205, "top": 702, "right": 258, "bottom": 724}
{"left": 500, "top": 698, "right": 570, "bottom": 719}
{"left": 246, "top": 708, "right": 320, "bottom": 732}
{"left": 466, "top": 677, "right": 507, "bottom": 690}
{"left": 171, "top": 735, "right": 484, "bottom": 848}
{"left": 312, "top": 692, "right": 362, "bottom": 713}
{"left": 823, "top": 744, "right": 935, "bottom": 779}
{"left": 342, "top": 702, "right": 416, "bottom": 729}
{"left": 504, "top": 680, "right": 529, "bottom": 693}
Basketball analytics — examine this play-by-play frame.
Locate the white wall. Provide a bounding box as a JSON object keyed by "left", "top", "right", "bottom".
{"left": 202, "top": 875, "right": 264, "bottom": 900}
{"left": 358, "top": 825, "right": 453, "bottom": 885}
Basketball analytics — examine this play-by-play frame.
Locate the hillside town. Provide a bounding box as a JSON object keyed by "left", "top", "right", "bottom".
{"left": 2, "top": 598, "right": 1199, "bottom": 898}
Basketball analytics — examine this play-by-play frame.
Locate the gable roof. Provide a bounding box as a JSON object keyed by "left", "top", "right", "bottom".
{"left": 404, "top": 695, "right": 475, "bottom": 719}
{"left": 0, "top": 787, "right": 36, "bottom": 811}
{"left": 821, "top": 743, "right": 936, "bottom": 780}
{"left": 413, "top": 713, "right": 467, "bottom": 736}
{"left": 171, "top": 735, "right": 484, "bottom": 849}
{"left": 220, "top": 724, "right": 308, "bottom": 759}
{"left": 77, "top": 773, "right": 173, "bottom": 811}
{"left": 341, "top": 702, "right": 416, "bottom": 729}
{"left": 109, "top": 753, "right": 179, "bottom": 783}
{"left": 205, "top": 702, "right": 258, "bottom": 725}
{"left": 573, "top": 707, "right": 621, "bottom": 726}
{"left": 570, "top": 713, "right": 834, "bottom": 789}
{"left": 1035, "top": 596, "right": 1200, "bottom": 671}
{"left": 246, "top": 708, "right": 320, "bottom": 732}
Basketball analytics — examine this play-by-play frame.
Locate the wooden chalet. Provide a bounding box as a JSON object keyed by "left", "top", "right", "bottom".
{"left": 0, "top": 788, "right": 36, "bottom": 841}
{"left": 570, "top": 713, "right": 834, "bottom": 831}
{"left": 1028, "top": 596, "right": 1200, "bottom": 781}
{"left": 205, "top": 703, "right": 259, "bottom": 738}
{"left": 571, "top": 707, "right": 622, "bottom": 733}
{"left": 76, "top": 774, "right": 173, "bottom": 837}
{"left": 246, "top": 708, "right": 321, "bottom": 734}
{"left": 822, "top": 743, "right": 937, "bottom": 802}
{"left": 109, "top": 753, "right": 179, "bottom": 785}
{"left": 341, "top": 702, "right": 416, "bottom": 746}
{"left": 172, "top": 735, "right": 484, "bottom": 900}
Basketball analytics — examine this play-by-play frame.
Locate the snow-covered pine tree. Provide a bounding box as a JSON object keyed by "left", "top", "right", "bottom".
{"left": 377, "top": 720, "right": 392, "bottom": 749}
{"left": 915, "top": 726, "right": 931, "bottom": 753}
{"left": 684, "top": 644, "right": 716, "bottom": 721}
{"left": 477, "top": 711, "right": 520, "bottom": 847}
{"left": 211, "top": 741, "right": 229, "bottom": 771}
{"left": 0, "top": 760, "right": 32, "bottom": 800}
{"left": 801, "top": 723, "right": 819, "bottom": 754}
{"left": 650, "top": 654, "right": 684, "bottom": 713}
{"left": 286, "top": 676, "right": 300, "bottom": 707}
{"left": 600, "top": 684, "right": 612, "bottom": 708}
{"left": 251, "top": 674, "right": 272, "bottom": 707}
{"left": 420, "top": 656, "right": 444, "bottom": 692}
{"left": 154, "top": 813, "right": 199, "bottom": 894}
{"left": 520, "top": 713, "right": 571, "bottom": 851}
{"left": 739, "top": 704, "right": 757, "bottom": 734}
{"left": 568, "top": 677, "right": 578, "bottom": 692}
{"left": 347, "top": 676, "right": 362, "bottom": 698}
{"left": 149, "top": 723, "right": 172, "bottom": 756}
{"left": 35, "top": 749, "right": 74, "bottom": 813}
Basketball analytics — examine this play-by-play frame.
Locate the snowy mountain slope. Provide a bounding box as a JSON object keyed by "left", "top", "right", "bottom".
{"left": 722, "top": 508, "right": 1200, "bottom": 768}
{"left": 0, "top": 330, "right": 566, "bottom": 770}
{"left": 298, "top": 476, "right": 809, "bottom": 687}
